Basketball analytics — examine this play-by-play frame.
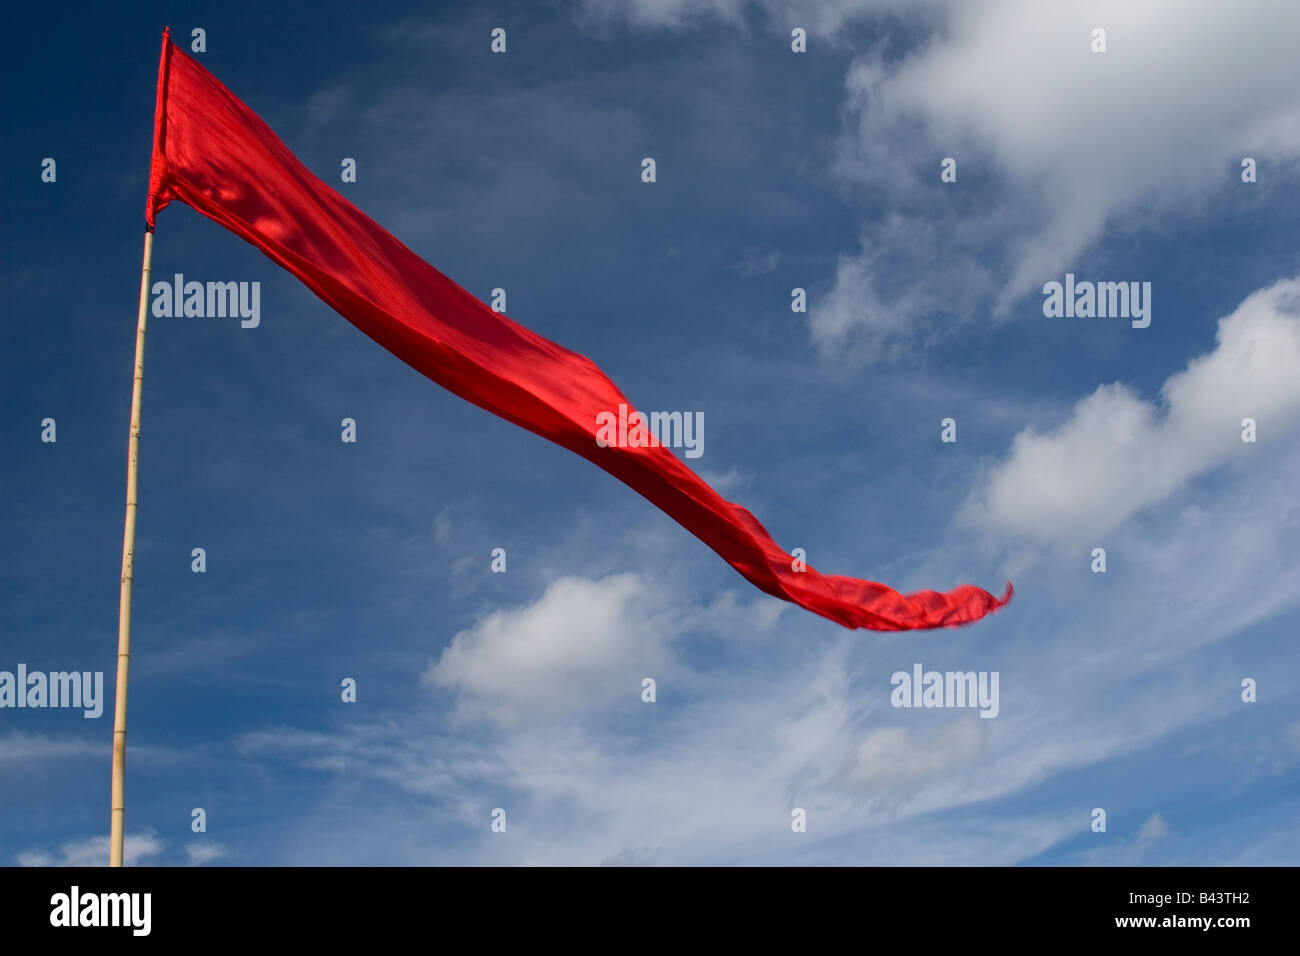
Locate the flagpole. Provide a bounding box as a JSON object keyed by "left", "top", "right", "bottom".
{"left": 110, "top": 224, "right": 155, "bottom": 867}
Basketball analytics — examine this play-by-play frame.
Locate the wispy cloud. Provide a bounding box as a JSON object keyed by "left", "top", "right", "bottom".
{"left": 18, "top": 832, "right": 164, "bottom": 868}
{"left": 728, "top": 246, "right": 781, "bottom": 278}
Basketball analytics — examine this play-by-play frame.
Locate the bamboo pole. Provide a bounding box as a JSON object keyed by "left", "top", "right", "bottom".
{"left": 110, "top": 226, "right": 155, "bottom": 867}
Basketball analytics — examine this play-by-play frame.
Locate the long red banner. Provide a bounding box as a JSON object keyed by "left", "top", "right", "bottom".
{"left": 144, "top": 29, "right": 1010, "bottom": 630}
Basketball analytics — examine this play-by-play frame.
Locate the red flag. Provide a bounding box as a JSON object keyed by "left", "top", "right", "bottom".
{"left": 144, "top": 29, "right": 1010, "bottom": 630}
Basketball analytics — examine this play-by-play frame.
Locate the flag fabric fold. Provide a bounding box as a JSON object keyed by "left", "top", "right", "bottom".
{"left": 143, "top": 28, "right": 1011, "bottom": 630}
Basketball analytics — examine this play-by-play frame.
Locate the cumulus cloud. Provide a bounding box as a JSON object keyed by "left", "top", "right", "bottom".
{"left": 233, "top": 442, "right": 1300, "bottom": 864}
{"left": 964, "top": 275, "right": 1300, "bottom": 543}
{"left": 821, "top": 0, "right": 1300, "bottom": 349}
{"left": 579, "top": 1, "right": 1300, "bottom": 358}
{"left": 425, "top": 574, "right": 678, "bottom": 724}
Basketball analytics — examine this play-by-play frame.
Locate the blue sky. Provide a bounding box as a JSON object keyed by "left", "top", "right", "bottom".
{"left": 3, "top": 0, "right": 1299, "bottom": 865}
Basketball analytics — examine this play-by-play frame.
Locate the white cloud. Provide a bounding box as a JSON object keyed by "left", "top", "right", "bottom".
{"left": 185, "top": 842, "right": 229, "bottom": 866}
{"left": 235, "top": 463, "right": 1300, "bottom": 864}
{"left": 728, "top": 245, "right": 781, "bottom": 278}
{"left": 840, "top": 721, "right": 984, "bottom": 793}
{"left": 1137, "top": 813, "right": 1171, "bottom": 843}
{"left": 964, "top": 274, "right": 1300, "bottom": 543}
{"left": 576, "top": 0, "right": 927, "bottom": 38}
{"left": 822, "top": 0, "right": 1300, "bottom": 348}
{"left": 599, "top": 846, "right": 663, "bottom": 866}
{"left": 578, "top": 2, "right": 1300, "bottom": 359}
{"left": 425, "top": 574, "right": 678, "bottom": 724}
{"left": 695, "top": 467, "right": 746, "bottom": 494}
{"left": 432, "top": 508, "right": 452, "bottom": 544}
{"left": 230, "top": 422, "right": 1300, "bottom": 864}
{"left": 18, "top": 832, "right": 164, "bottom": 868}
{"left": 0, "top": 732, "right": 101, "bottom": 763}
{"left": 809, "top": 213, "right": 994, "bottom": 359}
